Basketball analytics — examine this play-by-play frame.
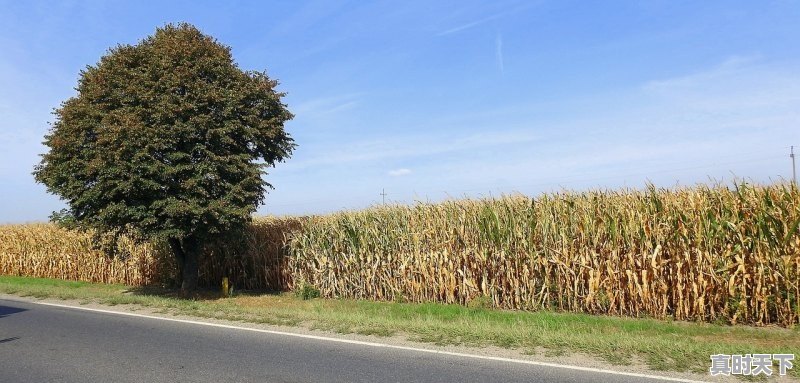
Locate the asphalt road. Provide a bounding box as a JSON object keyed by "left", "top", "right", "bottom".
{"left": 0, "top": 298, "right": 694, "bottom": 383}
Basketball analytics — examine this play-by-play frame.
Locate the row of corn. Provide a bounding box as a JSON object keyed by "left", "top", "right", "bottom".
{"left": 0, "top": 223, "right": 165, "bottom": 285}
{"left": 287, "top": 183, "right": 799, "bottom": 326}
{"left": 0, "top": 218, "right": 299, "bottom": 290}
{"left": 1, "top": 183, "right": 798, "bottom": 325}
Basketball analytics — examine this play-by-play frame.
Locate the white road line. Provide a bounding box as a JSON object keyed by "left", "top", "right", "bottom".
{"left": 12, "top": 298, "right": 707, "bottom": 383}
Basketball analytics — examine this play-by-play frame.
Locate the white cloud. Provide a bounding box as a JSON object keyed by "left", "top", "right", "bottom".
{"left": 411, "top": 56, "right": 800, "bottom": 192}
{"left": 388, "top": 168, "right": 412, "bottom": 177}
{"left": 438, "top": 14, "right": 501, "bottom": 36}
{"left": 253, "top": 55, "right": 800, "bottom": 217}
{"left": 283, "top": 129, "right": 539, "bottom": 170}
{"left": 641, "top": 57, "right": 800, "bottom": 113}
{"left": 436, "top": 3, "right": 535, "bottom": 36}
{"left": 495, "top": 33, "right": 504, "bottom": 74}
{"left": 290, "top": 93, "right": 362, "bottom": 117}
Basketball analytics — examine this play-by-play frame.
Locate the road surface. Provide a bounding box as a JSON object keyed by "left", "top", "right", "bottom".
{"left": 0, "top": 298, "right": 698, "bottom": 382}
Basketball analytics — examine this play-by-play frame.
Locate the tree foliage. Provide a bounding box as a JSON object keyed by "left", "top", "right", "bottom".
{"left": 34, "top": 23, "right": 295, "bottom": 292}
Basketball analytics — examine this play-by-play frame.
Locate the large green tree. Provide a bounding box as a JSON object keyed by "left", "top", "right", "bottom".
{"left": 34, "top": 23, "right": 295, "bottom": 293}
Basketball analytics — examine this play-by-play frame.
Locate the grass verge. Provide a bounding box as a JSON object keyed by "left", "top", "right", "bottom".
{"left": 1, "top": 275, "right": 798, "bottom": 378}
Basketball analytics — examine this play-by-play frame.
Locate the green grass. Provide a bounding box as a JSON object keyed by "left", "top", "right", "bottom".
{"left": 1, "top": 275, "right": 798, "bottom": 378}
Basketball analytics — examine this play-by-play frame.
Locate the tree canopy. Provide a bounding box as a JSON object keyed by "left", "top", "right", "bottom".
{"left": 34, "top": 23, "right": 295, "bottom": 292}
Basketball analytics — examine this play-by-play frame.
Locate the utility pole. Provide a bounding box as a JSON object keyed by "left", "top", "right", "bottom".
{"left": 792, "top": 146, "right": 797, "bottom": 186}
{"left": 380, "top": 188, "right": 387, "bottom": 205}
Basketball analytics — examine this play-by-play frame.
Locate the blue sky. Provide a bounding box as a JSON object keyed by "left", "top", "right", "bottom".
{"left": 1, "top": 1, "right": 799, "bottom": 223}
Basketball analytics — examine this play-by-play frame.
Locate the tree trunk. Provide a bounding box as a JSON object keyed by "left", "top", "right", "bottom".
{"left": 168, "top": 238, "right": 185, "bottom": 288}
{"left": 180, "top": 239, "right": 199, "bottom": 295}
{"left": 169, "top": 236, "right": 200, "bottom": 295}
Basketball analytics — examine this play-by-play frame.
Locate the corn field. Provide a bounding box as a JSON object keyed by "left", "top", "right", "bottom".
{"left": 0, "top": 219, "right": 300, "bottom": 290}
{"left": 0, "top": 224, "right": 167, "bottom": 285}
{"left": 199, "top": 217, "right": 304, "bottom": 291}
{"left": 289, "top": 183, "right": 800, "bottom": 326}
{"left": 2, "top": 183, "right": 799, "bottom": 326}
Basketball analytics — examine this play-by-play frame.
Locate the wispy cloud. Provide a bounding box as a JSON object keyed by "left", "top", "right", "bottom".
{"left": 437, "top": 11, "right": 508, "bottom": 36}
{"left": 436, "top": 3, "right": 535, "bottom": 36}
{"left": 266, "top": 1, "right": 348, "bottom": 37}
{"left": 642, "top": 54, "right": 763, "bottom": 93}
{"left": 641, "top": 55, "right": 800, "bottom": 112}
{"left": 285, "top": 129, "right": 539, "bottom": 170}
{"left": 274, "top": 56, "right": 800, "bottom": 209}
{"left": 291, "top": 93, "right": 362, "bottom": 117}
{"left": 388, "top": 168, "right": 412, "bottom": 176}
{"left": 495, "top": 33, "right": 504, "bottom": 74}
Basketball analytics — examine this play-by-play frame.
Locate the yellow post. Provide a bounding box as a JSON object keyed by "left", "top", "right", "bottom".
{"left": 222, "top": 277, "right": 229, "bottom": 298}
